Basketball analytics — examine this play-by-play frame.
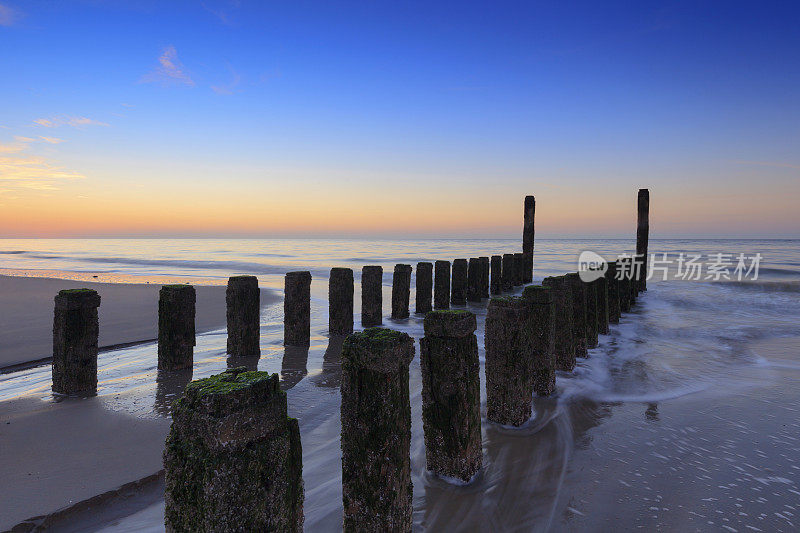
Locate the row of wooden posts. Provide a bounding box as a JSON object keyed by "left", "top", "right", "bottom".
{"left": 48, "top": 190, "right": 651, "bottom": 531}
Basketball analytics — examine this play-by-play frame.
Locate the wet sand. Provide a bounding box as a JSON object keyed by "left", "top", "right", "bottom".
{"left": 0, "top": 275, "right": 278, "bottom": 370}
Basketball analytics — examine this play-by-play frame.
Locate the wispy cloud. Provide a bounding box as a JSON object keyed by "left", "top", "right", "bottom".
{"left": 0, "top": 137, "right": 85, "bottom": 193}
{"left": 39, "top": 136, "right": 64, "bottom": 144}
{"left": 141, "top": 46, "right": 195, "bottom": 87}
{"left": 211, "top": 64, "right": 241, "bottom": 95}
{"left": 0, "top": 3, "right": 17, "bottom": 26}
{"left": 202, "top": 0, "right": 240, "bottom": 26}
{"left": 733, "top": 160, "right": 800, "bottom": 171}
{"left": 33, "top": 116, "right": 109, "bottom": 128}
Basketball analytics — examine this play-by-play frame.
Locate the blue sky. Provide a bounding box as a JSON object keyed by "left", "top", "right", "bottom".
{"left": 0, "top": 1, "right": 798, "bottom": 237}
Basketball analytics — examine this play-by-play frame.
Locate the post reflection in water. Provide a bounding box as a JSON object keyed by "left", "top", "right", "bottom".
{"left": 281, "top": 345, "right": 309, "bottom": 391}
{"left": 226, "top": 354, "right": 260, "bottom": 372}
{"left": 312, "top": 335, "right": 345, "bottom": 389}
{"left": 154, "top": 368, "right": 193, "bottom": 416}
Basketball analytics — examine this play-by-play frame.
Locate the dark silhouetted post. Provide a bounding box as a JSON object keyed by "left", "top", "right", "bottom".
{"left": 284, "top": 271, "right": 312, "bottom": 347}
{"left": 391, "top": 264, "right": 412, "bottom": 319}
{"left": 164, "top": 368, "right": 303, "bottom": 531}
{"left": 329, "top": 268, "right": 354, "bottom": 335}
{"left": 361, "top": 266, "right": 383, "bottom": 327}
{"left": 490, "top": 255, "right": 502, "bottom": 294}
{"left": 158, "top": 284, "right": 196, "bottom": 371}
{"left": 522, "top": 195, "right": 535, "bottom": 283}
{"left": 501, "top": 254, "right": 514, "bottom": 291}
{"left": 513, "top": 253, "right": 524, "bottom": 285}
{"left": 227, "top": 276, "right": 261, "bottom": 356}
{"left": 341, "top": 329, "right": 414, "bottom": 532}
{"left": 542, "top": 276, "right": 575, "bottom": 372}
{"left": 584, "top": 277, "right": 598, "bottom": 349}
{"left": 416, "top": 262, "right": 433, "bottom": 314}
{"left": 479, "top": 256, "right": 490, "bottom": 298}
{"left": 451, "top": 259, "right": 468, "bottom": 305}
{"left": 523, "top": 286, "right": 556, "bottom": 396}
{"left": 420, "top": 311, "right": 481, "bottom": 482}
{"left": 617, "top": 256, "right": 632, "bottom": 313}
{"left": 467, "top": 258, "right": 481, "bottom": 302}
{"left": 565, "top": 273, "right": 588, "bottom": 358}
{"left": 595, "top": 277, "right": 609, "bottom": 336}
{"left": 636, "top": 188, "right": 650, "bottom": 292}
{"left": 485, "top": 296, "right": 533, "bottom": 426}
{"left": 434, "top": 260, "right": 450, "bottom": 310}
{"left": 605, "top": 261, "right": 621, "bottom": 324}
{"left": 52, "top": 288, "right": 100, "bottom": 395}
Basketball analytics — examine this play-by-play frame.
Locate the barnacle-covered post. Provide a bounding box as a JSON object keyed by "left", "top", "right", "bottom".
{"left": 329, "top": 267, "right": 354, "bottom": 335}
{"left": 52, "top": 288, "right": 100, "bottom": 395}
{"left": 434, "top": 260, "right": 451, "bottom": 310}
{"left": 415, "top": 261, "right": 433, "bottom": 314}
{"left": 361, "top": 265, "right": 383, "bottom": 327}
{"left": 420, "top": 311, "right": 482, "bottom": 482}
{"left": 485, "top": 296, "right": 534, "bottom": 426}
{"left": 285, "top": 271, "right": 311, "bottom": 346}
{"left": 158, "top": 284, "right": 196, "bottom": 371}
{"left": 541, "top": 276, "right": 575, "bottom": 372}
{"left": 391, "top": 264, "right": 412, "bottom": 319}
{"left": 227, "top": 275, "right": 261, "bottom": 356}
{"left": 163, "top": 367, "right": 303, "bottom": 531}
{"left": 340, "top": 328, "right": 414, "bottom": 532}
{"left": 523, "top": 285, "right": 556, "bottom": 396}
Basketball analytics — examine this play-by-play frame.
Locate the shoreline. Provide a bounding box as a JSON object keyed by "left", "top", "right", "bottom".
{"left": 0, "top": 274, "right": 279, "bottom": 369}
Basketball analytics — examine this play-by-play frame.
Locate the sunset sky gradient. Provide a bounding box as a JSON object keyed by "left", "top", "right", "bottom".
{"left": 0, "top": 1, "right": 798, "bottom": 238}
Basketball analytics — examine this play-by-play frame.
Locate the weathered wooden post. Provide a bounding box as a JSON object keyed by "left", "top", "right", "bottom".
{"left": 513, "top": 253, "right": 525, "bottom": 285}
{"left": 522, "top": 286, "right": 556, "bottom": 396}
{"left": 285, "top": 271, "right": 312, "bottom": 347}
{"left": 542, "top": 276, "right": 575, "bottom": 372}
{"left": 158, "top": 284, "right": 196, "bottom": 371}
{"left": 164, "top": 367, "right": 303, "bottom": 531}
{"left": 583, "top": 277, "right": 599, "bottom": 348}
{"left": 636, "top": 188, "right": 650, "bottom": 292}
{"left": 361, "top": 266, "right": 383, "bottom": 327}
{"left": 391, "top": 264, "right": 412, "bottom": 319}
{"left": 415, "top": 262, "right": 433, "bottom": 314}
{"left": 485, "top": 296, "right": 534, "bottom": 426}
{"left": 490, "top": 255, "right": 502, "bottom": 294}
{"left": 52, "top": 288, "right": 100, "bottom": 395}
{"left": 227, "top": 275, "right": 261, "bottom": 356}
{"left": 451, "top": 259, "right": 468, "bottom": 305}
{"left": 617, "top": 256, "right": 632, "bottom": 313}
{"left": 467, "top": 258, "right": 481, "bottom": 302}
{"left": 420, "top": 311, "right": 482, "bottom": 482}
{"left": 565, "top": 273, "right": 588, "bottom": 358}
{"left": 522, "top": 195, "right": 535, "bottom": 283}
{"left": 479, "top": 256, "right": 490, "bottom": 298}
{"left": 329, "top": 268, "right": 354, "bottom": 335}
{"left": 605, "top": 261, "right": 621, "bottom": 324}
{"left": 434, "top": 260, "right": 451, "bottom": 310}
{"left": 501, "top": 254, "right": 514, "bottom": 291}
{"left": 341, "top": 328, "right": 414, "bottom": 532}
{"left": 596, "top": 277, "right": 609, "bottom": 336}
{"left": 629, "top": 255, "right": 639, "bottom": 305}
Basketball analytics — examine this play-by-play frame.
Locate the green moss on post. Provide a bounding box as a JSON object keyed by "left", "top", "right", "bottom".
{"left": 542, "top": 276, "right": 575, "bottom": 372}
{"left": 52, "top": 288, "right": 101, "bottom": 395}
{"left": 158, "top": 284, "right": 196, "bottom": 371}
{"left": 485, "top": 297, "right": 534, "bottom": 426}
{"left": 341, "top": 328, "right": 414, "bottom": 532}
{"left": 522, "top": 286, "right": 556, "bottom": 396}
{"left": 420, "top": 311, "right": 481, "bottom": 482}
{"left": 163, "top": 367, "right": 303, "bottom": 531}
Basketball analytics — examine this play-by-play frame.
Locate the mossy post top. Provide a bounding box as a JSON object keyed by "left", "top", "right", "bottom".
{"left": 177, "top": 367, "right": 282, "bottom": 416}
{"left": 55, "top": 288, "right": 100, "bottom": 308}
{"left": 423, "top": 310, "right": 476, "bottom": 338}
{"left": 487, "top": 295, "right": 527, "bottom": 309}
{"left": 342, "top": 328, "right": 414, "bottom": 372}
{"left": 285, "top": 270, "right": 312, "bottom": 283}
{"left": 522, "top": 284, "right": 552, "bottom": 304}
{"left": 542, "top": 275, "right": 569, "bottom": 290}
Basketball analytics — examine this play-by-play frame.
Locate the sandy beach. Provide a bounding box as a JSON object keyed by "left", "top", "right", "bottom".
{"left": 0, "top": 275, "right": 278, "bottom": 370}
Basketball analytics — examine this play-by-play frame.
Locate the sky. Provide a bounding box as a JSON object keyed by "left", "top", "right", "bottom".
{"left": 0, "top": 0, "right": 798, "bottom": 238}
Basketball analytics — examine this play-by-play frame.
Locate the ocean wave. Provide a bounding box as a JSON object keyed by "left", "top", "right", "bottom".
{"left": 717, "top": 280, "right": 800, "bottom": 293}
{"left": 0, "top": 250, "right": 26, "bottom": 254}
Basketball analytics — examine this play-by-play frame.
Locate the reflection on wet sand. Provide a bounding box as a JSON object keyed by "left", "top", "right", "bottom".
{"left": 154, "top": 368, "right": 193, "bottom": 416}
{"left": 226, "top": 354, "right": 260, "bottom": 372}
{"left": 312, "top": 335, "right": 345, "bottom": 389}
{"left": 281, "top": 345, "right": 309, "bottom": 391}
